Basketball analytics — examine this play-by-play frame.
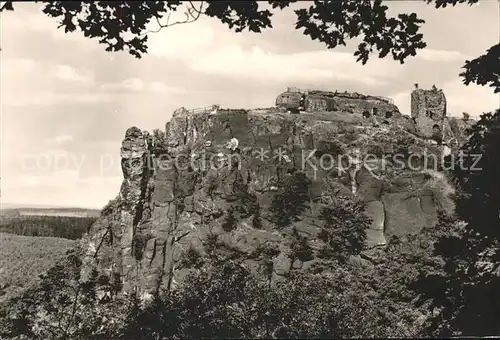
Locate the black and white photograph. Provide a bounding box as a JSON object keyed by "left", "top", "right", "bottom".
{"left": 0, "top": 0, "right": 499, "bottom": 338}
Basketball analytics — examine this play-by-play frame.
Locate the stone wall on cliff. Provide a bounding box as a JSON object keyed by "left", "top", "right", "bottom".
{"left": 81, "top": 107, "right": 459, "bottom": 300}
{"left": 304, "top": 94, "right": 398, "bottom": 117}
{"left": 411, "top": 86, "right": 448, "bottom": 138}
{"left": 276, "top": 88, "right": 400, "bottom": 117}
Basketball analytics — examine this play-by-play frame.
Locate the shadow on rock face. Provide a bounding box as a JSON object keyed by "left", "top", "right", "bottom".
{"left": 81, "top": 107, "right": 462, "bottom": 297}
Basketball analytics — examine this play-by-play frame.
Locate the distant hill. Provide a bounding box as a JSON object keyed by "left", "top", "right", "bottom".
{"left": 0, "top": 205, "right": 101, "bottom": 218}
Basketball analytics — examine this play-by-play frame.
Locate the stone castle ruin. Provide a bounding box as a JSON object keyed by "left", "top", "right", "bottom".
{"left": 275, "top": 87, "right": 399, "bottom": 118}
{"left": 273, "top": 85, "right": 474, "bottom": 148}
{"left": 173, "top": 85, "right": 474, "bottom": 157}
{"left": 411, "top": 83, "right": 447, "bottom": 141}
{"left": 410, "top": 84, "right": 475, "bottom": 147}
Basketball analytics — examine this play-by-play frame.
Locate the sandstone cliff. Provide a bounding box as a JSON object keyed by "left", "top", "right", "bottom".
{"left": 80, "top": 107, "right": 463, "bottom": 300}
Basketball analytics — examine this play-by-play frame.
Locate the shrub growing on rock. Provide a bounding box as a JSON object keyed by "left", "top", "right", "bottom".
{"left": 290, "top": 228, "right": 314, "bottom": 263}
{"left": 318, "top": 195, "right": 370, "bottom": 261}
{"left": 151, "top": 128, "right": 167, "bottom": 156}
{"left": 178, "top": 246, "right": 204, "bottom": 269}
{"left": 221, "top": 207, "right": 238, "bottom": 232}
{"left": 270, "top": 171, "right": 311, "bottom": 228}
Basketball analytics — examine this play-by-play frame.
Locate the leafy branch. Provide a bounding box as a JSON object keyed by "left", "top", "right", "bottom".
{"left": 147, "top": 1, "right": 205, "bottom": 34}
{"left": 0, "top": 0, "right": 496, "bottom": 91}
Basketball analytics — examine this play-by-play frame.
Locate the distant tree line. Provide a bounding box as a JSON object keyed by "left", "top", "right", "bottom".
{"left": 0, "top": 216, "right": 96, "bottom": 240}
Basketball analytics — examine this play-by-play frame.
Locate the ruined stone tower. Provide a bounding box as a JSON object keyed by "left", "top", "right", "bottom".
{"left": 411, "top": 83, "right": 447, "bottom": 138}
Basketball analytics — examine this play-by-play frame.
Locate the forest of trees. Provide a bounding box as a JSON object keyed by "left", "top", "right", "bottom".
{"left": 0, "top": 216, "right": 96, "bottom": 240}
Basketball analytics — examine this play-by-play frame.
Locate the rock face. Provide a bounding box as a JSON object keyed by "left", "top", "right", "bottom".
{"left": 445, "top": 116, "right": 475, "bottom": 145}
{"left": 81, "top": 106, "right": 462, "bottom": 299}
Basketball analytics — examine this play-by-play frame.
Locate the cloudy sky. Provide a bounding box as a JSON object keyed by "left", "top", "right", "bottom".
{"left": 1, "top": 1, "right": 499, "bottom": 209}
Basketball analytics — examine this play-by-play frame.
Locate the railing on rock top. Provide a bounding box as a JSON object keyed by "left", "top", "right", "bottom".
{"left": 186, "top": 104, "right": 220, "bottom": 114}
{"left": 377, "top": 96, "right": 395, "bottom": 105}
{"left": 286, "top": 87, "right": 310, "bottom": 94}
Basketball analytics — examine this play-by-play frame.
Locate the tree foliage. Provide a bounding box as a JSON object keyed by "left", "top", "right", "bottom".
{"left": 150, "top": 128, "right": 167, "bottom": 156}
{"left": 452, "top": 109, "right": 500, "bottom": 236}
{"left": 270, "top": 171, "right": 311, "bottom": 228}
{"left": 0, "top": 217, "right": 454, "bottom": 338}
{"left": 119, "top": 261, "right": 418, "bottom": 339}
{"left": 1, "top": 0, "right": 497, "bottom": 91}
{"left": 1, "top": 249, "right": 128, "bottom": 340}
{"left": 0, "top": 233, "right": 74, "bottom": 309}
{"left": 418, "top": 109, "right": 500, "bottom": 337}
{"left": 459, "top": 43, "right": 500, "bottom": 94}
{"left": 0, "top": 215, "right": 96, "bottom": 240}
{"left": 318, "top": 194, "right": 370, "bottom": 260}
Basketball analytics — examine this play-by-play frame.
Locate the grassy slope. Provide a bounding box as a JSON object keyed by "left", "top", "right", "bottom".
{"left": 0, "top": 232, "right": 76, "bottom": 303}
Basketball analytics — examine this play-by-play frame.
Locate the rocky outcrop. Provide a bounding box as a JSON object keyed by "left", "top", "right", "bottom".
{"left": 445, "top": 116, "right": 475, "bottom": 145}
{"left": 81, "top": 107, "right": 459, "bottom": 299}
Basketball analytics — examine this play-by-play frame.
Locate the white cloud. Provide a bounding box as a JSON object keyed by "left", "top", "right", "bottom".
{"left": 416, "top": 49, "right": 470, "bottom": 62}
{"left": 14, "top": 149, "right": 87, "bottom": 179}
{"left": 0, "top": 58, "right": 43, "bottom": 92}
{"left": 100, "top": 78, "right": 187, "bottom": 94}
{"left": 54, "top": 65, "right": 94, "bottom": 84}
{"left": 1, "top": 58, "right": 40, "bottom": 74}
{"left": 13, "top": 169, "right": 80, "bottom": 188}
{"left": 45, "top": 134, "right": 74, "bottom": 145}
{"left": 1, "top": 3, "right": 90, "bottom": 43}
{"left": 1, "top": 58, "right": 107, "bottom": 107}
{"left": 443, "top": 79, "right": 499, "bottom": 117}
{"left": 187, "top": 45, "right": 402, "bottom": 86}
{"left": 389, "top": 91, "right": 411, "bottom": 115}
{"left": 78, "top": 176, "right": 122, "bottom": 186}
{"left": 1, "top": 58, "right": 94, "bottom": 87}
{"left": 149, "top": 81, "right": 166, "bottom": 92}
{"left": 146, "top": 19, "right": 216, "bottom": 59}
{"left": 1, "top": 4, "right": 55, "bottom": 33}
{"left": 1, "top": 91, "right": 112, "bottom": 107}
{"left": 2, "top": 172, "right": 122, "bottom": 208}
{"left": 54, "top": 169, "right": 81, "bottom": 181}
{"left": 149, "top": 81, "right": 184, "bottom": 94}
{"left": 100, "top": 78, "right": 145, "bottom": 91}
{"left": 120, "top": 78, "right": 145, "bottom": 91}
